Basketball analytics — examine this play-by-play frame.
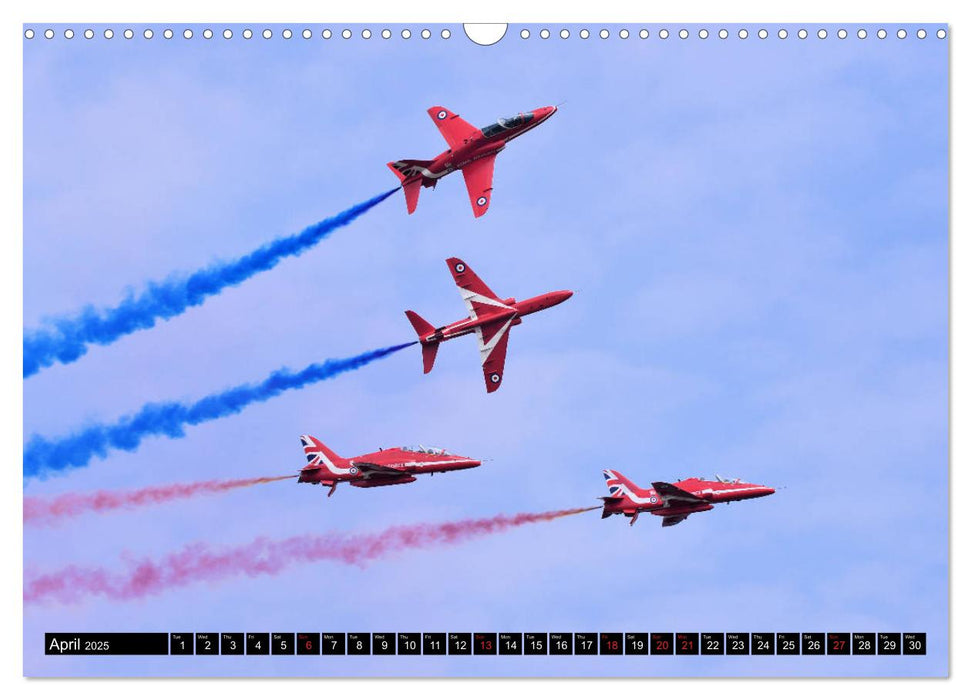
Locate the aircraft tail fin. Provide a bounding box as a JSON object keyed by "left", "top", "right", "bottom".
{"left": 405, "top": 310, "right": 435, "bottom": 338}
{"left": 602, "top": 469, "right": 645, "bottom": 497}
{"left": 387, "top": 160, "right": 429, "bottom": 214}
{"left": 405, "top": 311, "right": 439, "bottom": 373}
{"left": 300, "top": 435, "right": 347, "bottom": 474}
{"left": 401, "top": 179, "right": 421, "bottom": 214}
{"left": 420, "top": 342, "right": 439, "bottom": 374}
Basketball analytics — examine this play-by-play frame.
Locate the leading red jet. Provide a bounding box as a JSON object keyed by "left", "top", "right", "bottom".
{"left": 387, "top": 105, "right": 557, "bottom": 217}
{"left": 405, "top": 257, "right": 572, "bottom": 393}
{"left": 297, "top": 435, "right": 481, "bottom": 497}
{"left": 600, "top": 469, "right": 775, "bottom": 527}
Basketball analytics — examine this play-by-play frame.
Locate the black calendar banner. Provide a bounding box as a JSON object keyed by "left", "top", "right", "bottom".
{"left": 45, "top": 632, "right": 927, "bottom": 656}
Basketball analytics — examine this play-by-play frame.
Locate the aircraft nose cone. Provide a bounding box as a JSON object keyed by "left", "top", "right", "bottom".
{"left": 537, "top": 106, "right": 557, "bottom": 120}
{"left": 543, "top": 290, "right": 573, "bottom": 308}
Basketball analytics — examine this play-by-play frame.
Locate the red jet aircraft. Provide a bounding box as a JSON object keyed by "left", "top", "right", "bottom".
{"left": 297, "top": 435, "right": 481, "bottom": 497}
{"left": 600, "top": 469, "right": 775, "bottom": 527}
{"left": 387, "top": 105, "right": 557, "bottom": 217}
{"left": 405, "top": 257, "right": 572, "bottom": 393}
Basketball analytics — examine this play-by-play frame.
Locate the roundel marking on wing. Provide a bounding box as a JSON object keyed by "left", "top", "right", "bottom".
{"left": 437, "top": 110, "right": 447, "bottom": 120}
{"left": 490, "top": 373, "right": 501, "bottom": 384}
{"left": 455, "top": 263, "right": 466, "bottom": 273}
{"left": 476, "top": 196, "right": 488, "bottom": 207}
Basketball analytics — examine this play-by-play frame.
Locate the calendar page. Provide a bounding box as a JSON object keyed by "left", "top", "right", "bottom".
{"left": 22, "top": 21, "right": 948, "bottom": 678}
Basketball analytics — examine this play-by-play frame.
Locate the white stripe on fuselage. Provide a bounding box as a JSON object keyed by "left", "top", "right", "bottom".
{"left": 354, "top": 459, "right": 472, "bottom": 470}
{"left": 399, "top": 164, "right": 451, "bottom": 180}
{"left": 707, "top": 486, "right": 765, "bottom": 497}
{"left": 401, "top": 459, "right": 471, "bottom": 468}
{"left": 610, "top": 481, "right": 761, "bottom": 505}
{"left": 610, "top": 482, "right": 661, "bottom": 505}
{"left": 309, "top": 452, "right": 355, "bottom": 475}
{"left": 398, "top": 150, "right": 497, "bottom": 181}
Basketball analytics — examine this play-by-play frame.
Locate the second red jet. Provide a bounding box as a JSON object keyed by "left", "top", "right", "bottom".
{"left": 405, "top": 257, "right": 573, "bottom": 393}
{"left": 297, "top": 435, "right": 481, "bottom": 497}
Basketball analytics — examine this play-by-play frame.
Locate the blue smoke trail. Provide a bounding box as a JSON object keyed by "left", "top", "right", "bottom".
{"left": 23, "top": 188, "right": 399, "bottom": 378}
{"left": 23, "top": 342, "right": 415, "bottom": 480}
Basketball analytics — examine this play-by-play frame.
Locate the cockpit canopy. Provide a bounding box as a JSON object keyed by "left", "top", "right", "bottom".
{"left": 481, "top": 112, "right": 535, "bottom": 138}
{"left": 401, "top": 445, "right": 451, "bottom": 455}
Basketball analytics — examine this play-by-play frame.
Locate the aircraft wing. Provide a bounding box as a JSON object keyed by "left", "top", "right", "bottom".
{"left": 461, "top": 153, "right": 497, "bottom": 218}
{"left": 662, "top": 514, "right": 690, "bottom": 528}
{"left": 651, "top": 481, "right": 707, "bottom": 508}
{"left": 427, "top": 106, "right": 480, "bottom": 150}
{"left": 353, "top": 462, "right": 407, "bottom": 478}
{"left": 476, "top": 317, "right": 514, "bottom": 393}
{"left": 446, "top": 257, "right": 513, "bottom": 320}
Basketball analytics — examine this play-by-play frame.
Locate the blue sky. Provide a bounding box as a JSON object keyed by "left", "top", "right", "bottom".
{"left": 23, "top": 23, "right": 948, "bottom": 677}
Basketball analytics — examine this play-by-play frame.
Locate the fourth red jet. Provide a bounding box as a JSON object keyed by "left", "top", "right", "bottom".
{"left": 600, "top": 469, "right": 775, "bottom": 527}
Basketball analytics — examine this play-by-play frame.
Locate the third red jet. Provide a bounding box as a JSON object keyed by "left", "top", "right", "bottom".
{"left": 600, "top": 469, "right": 775, "bottom": 527}
{"left": 297, "top": 435, "right": 481, "bottom": 497}
{"left": 405, "top": 257, "right": 572, "bottom": 393}
{"left": 387, "top": 105, "right": 557, "bottom": 217}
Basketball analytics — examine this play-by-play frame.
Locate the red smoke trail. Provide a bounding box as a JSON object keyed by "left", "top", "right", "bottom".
{"left": 23, "top": 476, "right": 294, "bottom": 527}
{"left": 24, "top": 507, "right": 597, "bottom": 605}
